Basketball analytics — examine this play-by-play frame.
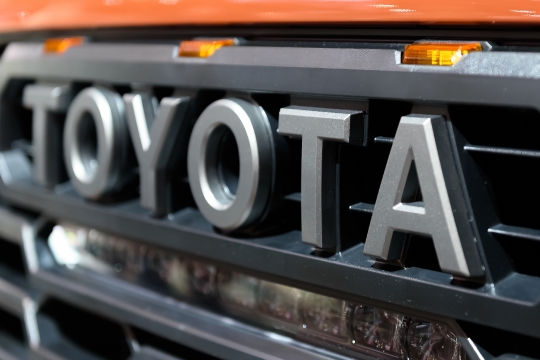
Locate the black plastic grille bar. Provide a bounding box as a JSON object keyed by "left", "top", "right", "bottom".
{"left": 464, "top": 145, "right": 540, "bottom": 158}
{"left": 489, "top": 224, "right": 540, "bottom": 243}
{"left": 33, "top": 267, "right": 354, "bottom": 360}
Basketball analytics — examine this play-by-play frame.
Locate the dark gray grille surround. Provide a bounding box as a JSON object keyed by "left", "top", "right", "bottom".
{"left": 0, "top": 42, "right": 538, "bottom": 359}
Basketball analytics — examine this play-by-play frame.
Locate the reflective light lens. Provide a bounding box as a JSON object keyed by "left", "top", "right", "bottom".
{"left": 402, "top": 43, "right": 482, "bottom": 66}
{"left": 352, "top": 306, "right": 405, "bottom": 356}
{"left": 257, "top": 281, "right": 304, "bottom": 324}
{"left": 407, "top": 320, "right": 467, "bottom": 360}
{"left": 217, "top": 271, "right": 259, "bottom": 311}
{"left": 178, "top": 39, "right": 236, "bottom": 58}
{"left": 302, "top": 292, "right": 350, "bottom": 340}
{"left": 165, "top": 257, "right": 191, "bottom": 298}
{"left": 187, "top": 261, "right": 217, "bottom": 296}
{"left": 49, "top": 222, "right": 469, "bottom": 360}
{"left": 44, "top": 37, "right": 84, "bottom": 54}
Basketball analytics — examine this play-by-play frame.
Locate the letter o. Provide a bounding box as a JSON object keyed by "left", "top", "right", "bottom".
{"left": 63, "top": 87, "right": 129, "bottom": 200}
{"left": 187, "top": 98, "right": 274, "bottom": 231}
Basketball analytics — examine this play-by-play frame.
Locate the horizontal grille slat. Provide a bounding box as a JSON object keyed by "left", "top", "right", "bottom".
{"left": 489, "top": 224, "right": 540, "bottom": 243}
{"left": 32, "top": 267, "right": 352, "bottom": 360}
{"left": 464, "top": 145, "right": 540, "bottom": 158}
{"left": 348, "top": 203, "right": 375, "bottom": 213}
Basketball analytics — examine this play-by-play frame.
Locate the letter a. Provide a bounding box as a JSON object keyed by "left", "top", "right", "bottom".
{"left": 364, "top": 114, "right": 483, "bottom": 277}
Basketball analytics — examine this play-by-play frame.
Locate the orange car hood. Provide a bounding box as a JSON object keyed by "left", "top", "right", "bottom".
{"left": 0, "top": 0, "right": 539, "bottom": 33}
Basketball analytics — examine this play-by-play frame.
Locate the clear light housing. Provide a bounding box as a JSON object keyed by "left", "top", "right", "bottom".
{"left": 165, "top": 257, "right": 192, "bottom": 298}
{"left": 407, "top": 320, "right": 467, "bottom": 360}
{"left": 257, "top": 281, "right": 305, "bottom": 324}
{"left": 187, "top": 261, "right": 217, "bottom": 296}
{"left": 217, "top": 270, "right": 259, "bottom": 311}
{"left": 48, "top": 222, "right": 470, "bottom": 360}
{"left": 302, "top": 293, "right": 350, "bottom": 340}
{"left": 352, "top": 306, "right": 405, "bottom": 357}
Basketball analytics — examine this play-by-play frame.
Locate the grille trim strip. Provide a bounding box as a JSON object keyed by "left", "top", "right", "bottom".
{"left": 33, "top": 267, "right": 356, "bottom": 360}
{"left": 489, "top": 224, "right": 540, "bottom": 243}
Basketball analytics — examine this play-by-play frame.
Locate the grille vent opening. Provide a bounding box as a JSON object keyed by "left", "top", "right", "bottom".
{"left": 152, "top": 86, "right": 175, "bottom": 102}
{"left": 401, "top": 235, "right": 441, "bottom": 272}
{"left": 450, "top": 104, "right": 540, "bottom": 230}
{"left": 368, "top": 100, "right": 413, "bottom": 139}
{"left": 340, "top": 100, "right": 413, "bottom": 251}
{"left": 0, "top": 45, "right": 7, "bottom": 60}
{"left": 466, "top": 152, "right": 540, "bottom": 230}
{"left": 450, "top": 104, "right": 540, "bottom": 279}
{"left": 340, "top": 142, "right": 391, "bottom": 250}
{"left": 0, "top": 79, "right": 33, "bottom": 153}
{"left": 490, "top": 232, "right": 540, "bottom": 278}
{"left": 131, "top": 327, "right": 220, "bottom": 360}
{"left": 0, "top": 307, "right": 25, "bottom": 345}
{"left": 272, "top": 134, "right": 301, "bottom": 233}
{"left": 111, "top": 84, "right": 132, "bottom": 97}
{"left": 39, "top": 299, "right": 131, "bottom": 360}
{"left": 449, "top": 105, "right": 540, "bottom": 151}
{"left": 251, "top": 93, "right": 290, "bottom": 121}
{"left": 0, "top": 237, "right": 26, "bottom": 276}
{"left": 458, "top": 320, "right": 540, "bottom": 359}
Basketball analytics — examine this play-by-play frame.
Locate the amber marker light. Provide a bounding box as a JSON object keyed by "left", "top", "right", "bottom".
{"left": 179, "top": 39, "right": 236, "bottom": 58}
{"left": 402, "top": 43, "right": 482, "bottom": 66}
{"left": 44, "top": 37, "right": 85, "bottom": 54}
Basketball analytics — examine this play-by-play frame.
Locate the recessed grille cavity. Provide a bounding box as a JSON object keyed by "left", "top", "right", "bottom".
{"left": 450, "top": 104, "right": 540, "bottom": 280}
{"left": 38, "top": 299, "right": 131, "bottom": 360}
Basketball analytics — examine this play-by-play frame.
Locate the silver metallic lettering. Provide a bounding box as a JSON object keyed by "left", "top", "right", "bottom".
{"left": 187, "top": 98, "right": 274, "bottom": 231}
{"left": 124, "top": 93, "right": 190, "bottom": 216}
{"left": 63, "top": 87, "right": 129, "bottom": 200}
{"left": 278, "top": 106, "right": 364, "bottom": 249}
{"left": 23, "top": 84, "right": 70, "bottom": 187}
{"left": 364, "top": 114, "right": 484, "bottom": 277}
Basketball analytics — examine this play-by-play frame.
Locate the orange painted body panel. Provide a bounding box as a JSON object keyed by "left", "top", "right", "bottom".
{"left": 0, "top": 0, "right": 540, "bottom": 33}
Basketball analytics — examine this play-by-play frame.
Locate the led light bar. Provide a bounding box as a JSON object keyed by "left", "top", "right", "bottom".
{"left": 402, "top": 43, "right": 482, "bottom": 66}
{"left": 48, "top": 223, "right": 468, "bottom": 360}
